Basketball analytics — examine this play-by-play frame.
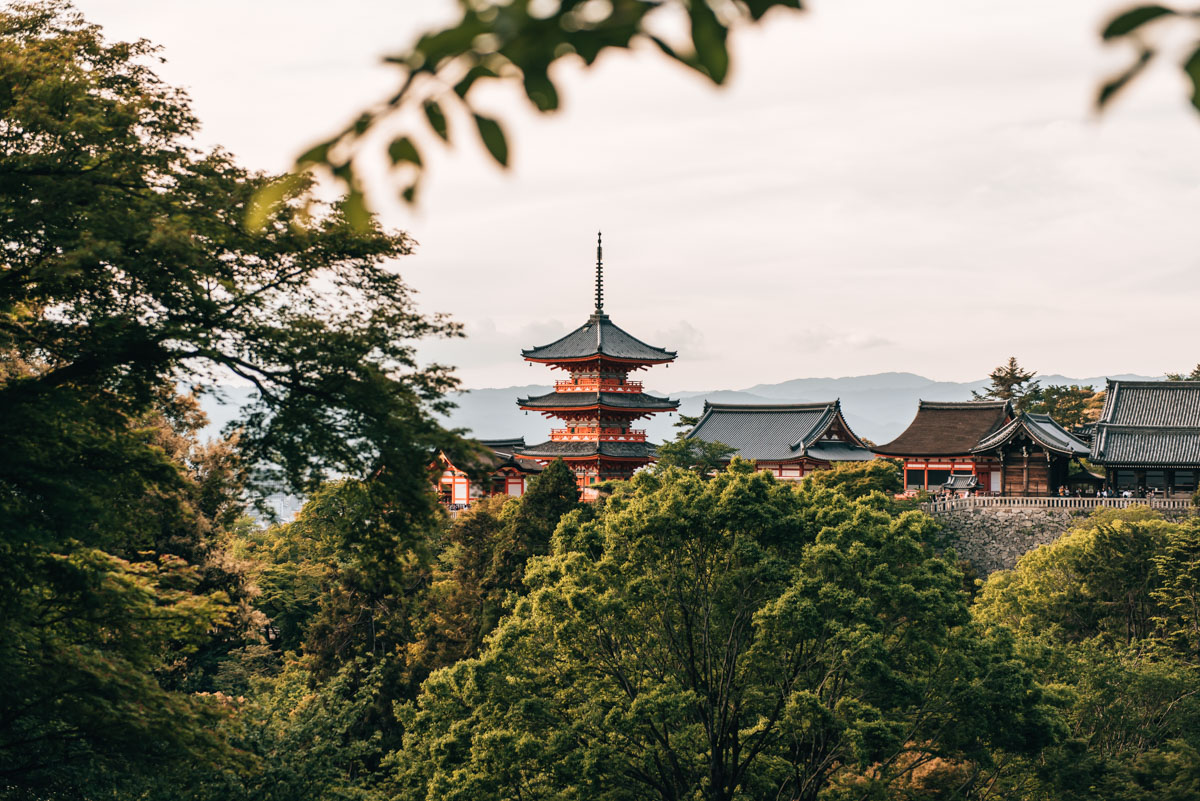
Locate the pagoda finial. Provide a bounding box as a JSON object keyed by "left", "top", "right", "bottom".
{"left": 594, "top": 231, "right": 604, "bottom": 314}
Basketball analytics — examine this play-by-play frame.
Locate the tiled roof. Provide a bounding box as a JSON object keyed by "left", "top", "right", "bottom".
{"left": 1098, "top": 380, "right": 1200, "bottom": 426}
{"left": 685, "top": 401, "right": 873, "bottom": 463}
{"left": 478, "top": 437, "right": 526, "bottom": 451}
{"left": 1092, "top": 427, "right": 1200, "bottom": 467}
{"left": 1092, "top": 380, "right": 1200, "bottom": 466}
{"left": 806, "top": 441, "right": 876, "bottom": 462}
{"left": 972, "top": 413, "right": 1090, "bottom": 457}
{"left": 943, "top": 474, "right": 979, "bottom": 490}
{"left": 443, "top": 437, "right": 544, "bottom": 474}
{"left": 517, "top": 391, "right": 679, "bottom": 412}
{"left": 521, "top": 313, "right": 676, "bottom": 363}
{"left": 873, "top": 400, "right": 1012, "bottom": 457}
{"left": 515, "top": 440, "right": 658, "bottom": 459}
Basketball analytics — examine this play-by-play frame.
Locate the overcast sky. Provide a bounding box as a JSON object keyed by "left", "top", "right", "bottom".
{"left": 75, "top": 0, "right": 1200, "bottom": 390}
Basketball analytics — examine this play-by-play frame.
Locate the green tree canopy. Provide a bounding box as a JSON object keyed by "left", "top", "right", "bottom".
{"left": 801, "top": 458, "right": 902, "bottom": 501}
{"left": 1166, "top": 365, "right": 1200, "bottom": 381}
{"left": 392, "top": 466, "right": 1055, "bottom": 800}
{"left": 973, "top": 357, "right": 1041, "bottom": 410}
{"left": 1024, "top": 384, "right": 1105, "bottom": 428}
{"left": 0, "top": 4, "right": 461, "bottom": 795}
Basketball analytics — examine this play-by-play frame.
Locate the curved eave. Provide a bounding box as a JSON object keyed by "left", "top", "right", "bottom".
{"left": 521, "top": 354, "right": 677, "bottom": 367}
{"left": 971, "top": 415, "right": 1089, "bottom": 458}
{"left": 515, "top": 452, "right": 655, "bottom": 463}
{"left": 519, "top": 402, "right": 679, "bottom": 415}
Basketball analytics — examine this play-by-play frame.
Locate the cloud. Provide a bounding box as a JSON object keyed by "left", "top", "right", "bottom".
{"left": 786, "top": 330, "right": 893, "bottom": 352}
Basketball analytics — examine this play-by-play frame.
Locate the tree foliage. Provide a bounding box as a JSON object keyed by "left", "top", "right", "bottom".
{"left": 654, "top": 433, "right": 737, "bottom": 476}
{"left": 0, "top": 4, "right": 460, "bottom": 796}
{"left": 975, "top": 508, "right": 1200, "bottom": 799}
{"left": 801, "top": 457, "right": 902, "bottom": 501}
{"left": 1166, "top": 364, "right": 1200, "bottom": 381}
{"left": 277, "top": 0, "right": 805, "bottom": 211}
{"left": 392, "top": 466, "right": 1055, "bottom": 800}
{"left": 973, "top": 356, "right": 1041, "bottom": 410}
{"left": 1025, "top": 384, "right": 1106, "bottom": 428}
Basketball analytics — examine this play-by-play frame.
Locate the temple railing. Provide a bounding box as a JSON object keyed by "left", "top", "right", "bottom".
{"left": 921, "top": 496, "right": 1196, "bottom": 514}
{"left": 550, "top": 428, "right": 647, "bottom": 442}
{"left": 554, "top": 379, "right": 643, "bottom": 393}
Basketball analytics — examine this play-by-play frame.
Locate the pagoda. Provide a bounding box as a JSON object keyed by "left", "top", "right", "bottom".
{"left": 515, "top": 235, "right": 679, "bottom": 489}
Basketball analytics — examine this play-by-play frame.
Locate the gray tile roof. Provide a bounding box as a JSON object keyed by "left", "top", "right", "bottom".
{"left": 1092, "top": 427, "right": 1200, "bottom": 467}
{"left": 685, "top": 401, "right": 873, "bottom": 463}
{"left": 515, "top": 440, "right": 658, "bottom": 459}
{"left": 1098, "top": 380, "right": 1200, "bottom": 426}
{"left": 478, "top": 437, "right": 526, "bottom": 451}
{"left": 972, "top": 413, "right": 1090, "bottom": 457}
{"left": 517, "top": 391, "right": 679, "bottom": 411}
{"left": 1092, "top": 380, "right": 1200, "bottom": 466}
{"left": 521, "top": 313, "right": 677, "bottom": 362}
{"left": 943, "top": 474, "right": 979, "bottom": 490}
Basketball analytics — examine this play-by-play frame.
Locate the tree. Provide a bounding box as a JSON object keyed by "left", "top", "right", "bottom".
{"left": 391, "top": 466, "right": 1055, "bottom": 800}
{"left": 1166, "top": 365, "right": 1200, "bottom": 381}
{"left": 415, "top": 460, "right": 582, "bottom": 672}
{"left": 654, "top": 434, "right": 737, "bottom": 476}
{"left": 1025, "top": 384, "right": 1105, "bottom": 428}
{"left": 0, "top": 4, "right": 462, "bottom": 795}
{"left": 801, "top": 458, "right": 902, "bottom": 500}
{"left": 973, "top": 357, "right": 1041, "bottom": 410}
{"left": 973, "top": 509, "right": 1200, "bottom": 800}
{"left": 1, "top": 1, "right": 461, "bottom": 504}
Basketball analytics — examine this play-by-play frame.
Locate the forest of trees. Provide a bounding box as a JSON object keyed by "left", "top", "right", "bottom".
{"left": 4, "top": 2, "right": 1200, "bottom": 800}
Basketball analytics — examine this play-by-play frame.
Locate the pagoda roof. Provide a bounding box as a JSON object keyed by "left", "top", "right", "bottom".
{"left": 516, "top": 440, "right": 658, "bottom": 460}
{"left": 685, "top": 401, "right": 873, "bottom": 463}
{"left": 971, "top": 413, "right": 1090, "bottom": 457}
{"left": 517, "top": 390, "right": 679, "bottom": 412}
{"left": 1091, "top": 380, "right": 1200, "bottom": 466}
{"left": 873, "top": 399, "right": 1012, "bottom": 457}
{"left": 521, "top": 313, "right": 677, "bottom": 364}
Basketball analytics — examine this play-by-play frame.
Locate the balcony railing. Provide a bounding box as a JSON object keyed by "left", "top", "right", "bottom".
{"left": 554, "top": 379, "right": 643, "bottom": 393}
{"left": 921, "top": 496, "right": 1196, "bottom": 514}
{"left": 550, "top": 427, "right": 647, "bottom": 442}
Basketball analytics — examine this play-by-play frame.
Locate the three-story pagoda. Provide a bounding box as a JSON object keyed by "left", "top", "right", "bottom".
{"left": 516, "top": 235, "right": 679, "bottom": 488}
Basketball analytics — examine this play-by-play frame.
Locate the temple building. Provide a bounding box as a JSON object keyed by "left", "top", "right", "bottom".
{"left": 1091, "top": 380, "right": 1200, "bottom": 496}
{"left": 685, "top": 401, "right": 874, "bottom": 479}
{"left": 515, "top": 235, "right": 679, "bottom": 488}
{"left": 873, "top": 400, "right": 1013, "bottom": 493}
{"left": 969, "top": 413, "right": 1090, "bottom": 496}
{"left": 437, "top": 437, "right": 544, "bottom": 510}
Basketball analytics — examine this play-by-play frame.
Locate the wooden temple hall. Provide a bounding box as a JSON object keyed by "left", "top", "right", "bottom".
{"left": 873, "top": 400, "right": 1091, "bottom": 496}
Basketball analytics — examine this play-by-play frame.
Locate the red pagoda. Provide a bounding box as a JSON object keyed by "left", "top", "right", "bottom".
{"left": 515, "top": 235, "right": 679, "bottom": 489}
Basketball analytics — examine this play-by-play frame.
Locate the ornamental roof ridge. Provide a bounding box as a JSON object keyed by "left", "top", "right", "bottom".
{"left": 700, "top": 401, "right": 838, "bottom": 413}
{"left": 918, "top": 399, "right": 1012, "bottom": 410}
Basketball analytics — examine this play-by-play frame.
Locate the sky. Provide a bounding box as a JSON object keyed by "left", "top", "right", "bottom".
{"left": 73, "top": 0, "right": 1200, "bottom": 391}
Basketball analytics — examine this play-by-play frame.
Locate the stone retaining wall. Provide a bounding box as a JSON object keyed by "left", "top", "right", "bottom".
{"left": 936, "top": 506, "right": 1195, "bottom": 575}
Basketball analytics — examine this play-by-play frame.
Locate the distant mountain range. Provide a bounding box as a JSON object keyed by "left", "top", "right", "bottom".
{"left": 198, "top": 372, "right": 1158, "bottom": 449}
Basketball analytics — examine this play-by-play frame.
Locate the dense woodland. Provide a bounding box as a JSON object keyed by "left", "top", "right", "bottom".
{"left": 4, "top": 3, "right": 1200, "bottom": 800}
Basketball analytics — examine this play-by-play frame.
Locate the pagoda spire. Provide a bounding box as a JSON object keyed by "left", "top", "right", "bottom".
{"left": 594, "top": 231, "right": 604, "bottom": 315}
